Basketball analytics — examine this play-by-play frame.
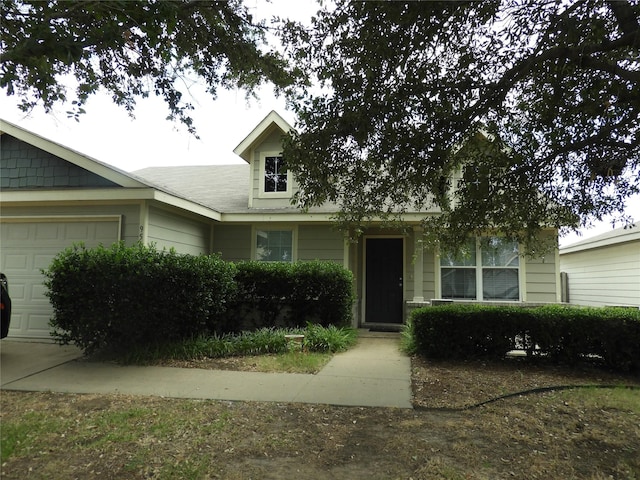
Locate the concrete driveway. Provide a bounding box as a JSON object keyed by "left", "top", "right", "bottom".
{"left": 0, "top": 340, "right": 83, "bottom": 386}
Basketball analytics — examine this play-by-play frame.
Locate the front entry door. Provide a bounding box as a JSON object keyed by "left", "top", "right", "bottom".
{"left": 365, "top": 238, "right": 403, "bottom": 324}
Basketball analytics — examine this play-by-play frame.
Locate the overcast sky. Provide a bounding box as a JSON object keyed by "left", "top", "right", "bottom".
{"left": 0, "top": 0, "right": 314, "bottom": 171}
{"left": 0, "top": 0, "right": 636, "bottom": 246}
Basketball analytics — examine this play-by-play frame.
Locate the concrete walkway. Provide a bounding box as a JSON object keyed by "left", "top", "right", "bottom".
{"left": 0, "top": 333, "right": 412, "bottom": 409}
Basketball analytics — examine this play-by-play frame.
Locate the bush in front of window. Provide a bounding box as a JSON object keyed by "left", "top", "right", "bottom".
{"left": 289, "top": 260, "right": 354, "bottom": 327}
{"left": 409, "top": 304, "right": 520, "bottom": 359}
{"left": 221, "top": 260, "right": 354, "bottom": 332}
{"left": 44, "top": 242, "right": 237, "bottom": 354}
{"left": 409, "top": 304, "right": 640, "bottom": 372}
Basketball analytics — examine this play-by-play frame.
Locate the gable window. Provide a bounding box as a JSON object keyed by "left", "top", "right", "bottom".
{"left": 255, "top": 229, "right": 294, "bottom": 262}
{"left": 264, "top": 155, "right": 287, "bottom": 193}
{"left": 440, "top": 237, "right": 520, "bottom": 301}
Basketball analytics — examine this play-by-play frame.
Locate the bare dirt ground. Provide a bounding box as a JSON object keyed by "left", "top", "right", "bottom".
{"left": 2, "top": 355, "right": 639, "bottom": 479}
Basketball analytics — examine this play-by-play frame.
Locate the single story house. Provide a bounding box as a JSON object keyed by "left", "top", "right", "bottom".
{"left": 560, "top": 226, "right": 640, "bottom": 307}
{"left": 1, "top": 112, "right": 561, "bottom": 340}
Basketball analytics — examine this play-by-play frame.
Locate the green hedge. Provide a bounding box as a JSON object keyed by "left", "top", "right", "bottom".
{"left": 44, "top": 242, "right": 237, "bottom": 354}
{"left": 221, "top": 260, "right": 354, "bottom": 332}
{"left": 410, "top": 304, "right": 640, "bottom": 372}
{"left": 43, "top": 244, "right": 354, "bottom": 354}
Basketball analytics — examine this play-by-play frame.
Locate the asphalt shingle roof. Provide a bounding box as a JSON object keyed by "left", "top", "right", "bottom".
{"left": 134, "top": 165, "right": 250, "bottom": 213}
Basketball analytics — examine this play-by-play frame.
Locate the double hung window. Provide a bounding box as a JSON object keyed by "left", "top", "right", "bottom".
{"left": 255, "top": 229, "right": 293, "bottom": 262}
{"left": 440, "top": 237, "right": 520, "bottom": 301}
{"left": 440, "top": 239, "right": 477, "bottom": 300}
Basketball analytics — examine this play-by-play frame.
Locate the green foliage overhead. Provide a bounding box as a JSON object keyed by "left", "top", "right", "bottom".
{"left": 281, "top": 0, "right": 640, "bottom": 252}
{"left": 0, "top": 0, "right": 297, "bottom": 134}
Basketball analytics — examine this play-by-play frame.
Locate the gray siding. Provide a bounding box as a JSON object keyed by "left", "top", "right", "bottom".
{"left": 404, "top": 236, "right": 414, "bottom": 301}
{"left": 212, "top": 225, "right": 252, "bottom": 262}
{"left": 422, "top": 248, "right": 436, "bottom": 300}
{"left": 298, "top": 225, "right": 344, "bottom": 263}
{"left": 523, "top": 230, "right": 559, "bottom": 302}
{"left": 1, "top": 135, "right": 119, "bottom": 189}
{"left": 525, "top": 258, "right": 558, "bottom": 302}
{"left": 404, "top": 235, "right": 436, "bottom": 301}
{"left": 147, "top": 206, "right": 210, "bottom": 255}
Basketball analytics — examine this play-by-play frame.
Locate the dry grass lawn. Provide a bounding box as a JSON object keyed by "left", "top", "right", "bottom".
{"left": 1, "top": 355, "right": 639, "bottom": 479}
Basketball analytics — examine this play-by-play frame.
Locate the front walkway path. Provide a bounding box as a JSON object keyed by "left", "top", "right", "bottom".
{"left": 0, "top": 332, "right": 412, "bottom": 409}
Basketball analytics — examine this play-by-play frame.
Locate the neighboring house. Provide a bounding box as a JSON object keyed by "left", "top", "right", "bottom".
{"left": 560, "top": 227, "right": 640, "bottom": 307}
{"left": 1, "top": 112, "right": 561, "bottom": 340}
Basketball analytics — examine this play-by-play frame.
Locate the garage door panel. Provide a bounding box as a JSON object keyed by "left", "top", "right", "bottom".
{"left": 9, "top": 311, "right": 25, "bottom": 331}
{"left": 6, "top": 223, "right": 29, "bottom": 240}
{"left": 4, "top": 253, "right": 28, "bottom": 270}
{"left": 35, "top": 223, "right": 60, "bottom": 240}
{"left": 27, "top": 314, "right": 52, "bottom": 334}
{"left": 65, "top": 223, "right": 90, "bottom": 240}
{"left": 96, "top": 222, "right": 119, "bottom": 239}
{"left": 34, "top": 253, "right": 57, "bottom": 270}
{"left": 7, "top": 282, "right": 26, "bottom": 302}
{"left": 31, "top": 283, "right": 50, "bottom": 304}
{"left": 2, "top": 219, "right": 119, "bottom": 339}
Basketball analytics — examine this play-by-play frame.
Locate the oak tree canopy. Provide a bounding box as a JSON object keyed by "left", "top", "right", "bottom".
{"left": 1, "top": 0, "right": 297, "bottom": 135}
{"left": 2, "top": 0, "right": 638, "bottom": 252}
{"left": 281, "top": 0, "right": 640, "bottom": 252}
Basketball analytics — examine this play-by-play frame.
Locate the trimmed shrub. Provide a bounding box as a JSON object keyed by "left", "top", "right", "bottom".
{"left": 222, "top": 260, "right": 354, "bottom": 332}
{"left": 410, "top": 304, "right": 520, "bottom": 359}
{"left": 44, "top": 242, "right": 236, "bottom": 354}
{"left": 410, "top": 304, "right": 640, "bottom": 372}
{"left": 290, "top": 261, "right": 354, "bottom": 327}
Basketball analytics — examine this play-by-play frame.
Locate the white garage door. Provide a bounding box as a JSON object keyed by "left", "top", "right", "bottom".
{"left": 1, "top": 217, "right": 120, "bottom": 339}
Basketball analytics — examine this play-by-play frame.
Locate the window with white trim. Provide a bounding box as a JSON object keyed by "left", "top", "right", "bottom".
{"left": 440, "top": 237, "right": 520, "bottom": 301}
{"left": 256, "top": 229, "right": 293, "bottom": 262}
{"left": 264, "top": 155, "right": 288, "bottom": 193}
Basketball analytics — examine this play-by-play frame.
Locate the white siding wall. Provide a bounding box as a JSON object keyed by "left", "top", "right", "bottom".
{"left": 147, "top": 206, "right": 210, "bottom": 255}
{"left": 561, "top": 240, "right": 640, "bottom": 307}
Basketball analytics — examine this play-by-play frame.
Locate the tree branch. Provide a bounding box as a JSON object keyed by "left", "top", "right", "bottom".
{"left": 607, "top": 0, "right": 640, "bottom": 38}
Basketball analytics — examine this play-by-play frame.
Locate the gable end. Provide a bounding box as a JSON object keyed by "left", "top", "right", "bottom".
{"left": 1, "top": 134, "right": 120, "bottom": 189}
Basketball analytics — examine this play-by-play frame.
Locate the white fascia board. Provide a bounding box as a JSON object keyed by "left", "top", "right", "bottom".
{"left": 0, "top": 188, "right": 222, "bottom": 221}
{"left": 1, "top": 119, "right": 147, "bottom": 188}
{"left": 221, "top": 212, "right": 335, "bottom": 223}
{"left": 233, "top": 111, "right": 294, "bottom": 162}
{"left": 0, "top": 188, "right": 157, "bottom": 203}
{"left": 152, "top": 191, "right": 222, "bottom": 221}
{"left": 560, "top": 228, "right": 640, "bottom": 254}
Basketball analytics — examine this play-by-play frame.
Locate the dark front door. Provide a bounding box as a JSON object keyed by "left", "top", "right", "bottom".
{"left": 365, "top": 238, "right": 403, "bottom": 324}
